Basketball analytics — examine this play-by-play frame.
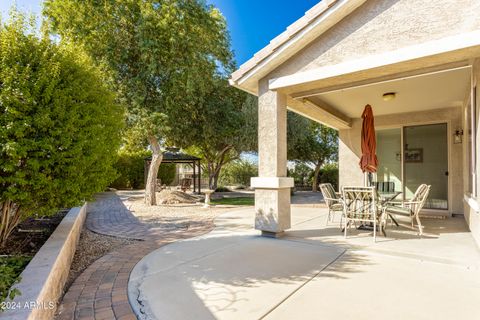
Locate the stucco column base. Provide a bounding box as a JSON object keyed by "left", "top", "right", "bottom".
{"left": 252, "top": 177, "right": 293, "bottom": 236}
{"left": 261, "top": 230, "right": 285, "bottom": 238}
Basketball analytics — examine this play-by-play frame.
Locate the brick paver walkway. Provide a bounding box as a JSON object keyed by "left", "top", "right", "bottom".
{"left": 86, "top": 193, "right": 152, "bottom": 240}
{"left": 56, "top": 193, "right": 215, "bottom": 320}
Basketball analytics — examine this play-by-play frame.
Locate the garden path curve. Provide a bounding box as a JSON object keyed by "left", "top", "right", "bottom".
{"left": 56, "top": 192, "right": 215, "bottom": 320}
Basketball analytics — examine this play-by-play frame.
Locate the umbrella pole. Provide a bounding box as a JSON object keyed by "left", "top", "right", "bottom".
{"left": 364, "top": 172, "right": 374, "bottom": 187}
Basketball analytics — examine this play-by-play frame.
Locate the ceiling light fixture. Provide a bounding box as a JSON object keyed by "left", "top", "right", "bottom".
{"left": 382, "top": 92, "right": 396, "bottom": 101}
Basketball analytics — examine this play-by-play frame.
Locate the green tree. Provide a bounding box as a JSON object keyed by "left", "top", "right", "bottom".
{"left": 287, "top": 112, "right": 338, "bottom": 191}
{"left": 287, "top": 111, "right": 311, "bottom": 151}
{"left": 157, "top": 163, "right": 176, "bottom": 186}
{"left": 319, "top": 163, "right": 339, "bottom": 190}
{"left": 288, "top": 162, "right": 313, "bottom": 186}
{"left": 44, "top": 0, "right": 232, "bottom": 204}
{"left": 110, "top": 149, "right": 176, "bottom": 189}
{"left": 176, "top": 79, "right": 257, "bottom": 190}
{"left": 219, "top": 159, "right": 258, "bottom": 187}
{"left": 110, "top": 150, "right": 151, "bottom": 189}
{"left": 0, "top": 11, "right": 123, "bottom": 245}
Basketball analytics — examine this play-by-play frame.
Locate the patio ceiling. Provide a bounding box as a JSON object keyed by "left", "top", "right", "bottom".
{"left": 290, "top": 66, "right": 471, "bottom": 120}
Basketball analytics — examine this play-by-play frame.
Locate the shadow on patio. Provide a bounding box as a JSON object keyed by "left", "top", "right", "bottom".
{"left": 129, "top": 232, "right": 374, "bottom": 320}
{"left": 128, "top": 206, "right": 480, "bottom": 320}
{"left": 127, "top": 207, "right": 377, "bottom": 320}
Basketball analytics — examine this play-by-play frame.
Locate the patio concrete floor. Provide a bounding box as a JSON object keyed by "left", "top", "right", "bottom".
{"left": 128, "top": 205, "right": 480, "bottom": 320}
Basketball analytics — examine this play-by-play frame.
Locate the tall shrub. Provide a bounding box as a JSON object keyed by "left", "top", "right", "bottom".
{"left": 111, "top": 150, "right": 176, "bottom": 189}
{"left": 0, "top": 12, "right": 123, "bottom": 246}
{"left": 288, "top": 163, "right": 314, "bottom": 186}
{"left": 111, "top": 150, "right": 150, "bottom": 189}
{"left": 318, "top": 163, "right": 339, "bottom": 190}
{"left": 219, "top": 159, "right": 258, "bottom": 187}
{"left": 157, "top": 163, "right": 176, "bottom": 187}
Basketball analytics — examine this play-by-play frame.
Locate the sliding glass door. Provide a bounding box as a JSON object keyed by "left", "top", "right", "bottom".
{"left": 376, "top": 129, "right": 402, "bottom": 192}
{"left": 376, "top": 123, "right": 448, "bottom": 210}
{"left": 403, "top": 124, "right": 448, "bottom": 210}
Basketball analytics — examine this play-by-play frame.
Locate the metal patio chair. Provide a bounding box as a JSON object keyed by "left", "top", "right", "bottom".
{"left": 319, "top": 183, "right": 343, "bottom": 224}
{"left": 180, "top": 178, "right": 192, "bottom": 192}
{"left": 374, "top": 181, "right": 395, "bottom": 192}
{"left": 383, "top": 184, "right": 431, "bottom": 235}
{"left": 342, "top": 186, "right": 384, "bottom": 242}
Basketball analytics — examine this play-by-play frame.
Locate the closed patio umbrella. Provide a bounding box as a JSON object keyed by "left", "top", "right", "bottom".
{"left": 359, "top": 104, "right": 378, "bottom": 176}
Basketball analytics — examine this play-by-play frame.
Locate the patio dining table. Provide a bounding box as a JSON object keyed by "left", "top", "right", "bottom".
{"left": 378, "top": 191, "right": 402, "bottom": 203}
{"left": 378, "top": 191, "right": 402, "bottom": 227}
{"left": 354, "top": 191, "right": 402, "bottom": 235}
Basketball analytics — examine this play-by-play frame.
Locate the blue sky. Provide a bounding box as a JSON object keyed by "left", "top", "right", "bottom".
{"left": 1, "top": 0, "right": 319, "bottom": 65}
{"left": 208, "top": 0, "right": 319, "bottom": 65}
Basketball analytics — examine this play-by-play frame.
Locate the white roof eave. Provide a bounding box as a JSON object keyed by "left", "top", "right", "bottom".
{"left": 229, "top": 0, "right": 367, "bottom": 96}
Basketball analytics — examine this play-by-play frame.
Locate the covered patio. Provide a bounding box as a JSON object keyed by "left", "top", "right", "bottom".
{"left": 128, "top": 204, "right": 480, "bottom": 320}
{"left": 229, "top": 0, "right": 480, "bottom": 246}
{"left": 126, "top": 1, "right": 480, "bottom": 319}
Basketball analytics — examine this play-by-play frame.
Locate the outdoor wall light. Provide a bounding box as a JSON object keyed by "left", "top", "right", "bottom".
{"left": 382, "top": 92, "right": 396, "bottom": 101}
{"left": 454, "top": 129, "right": 464, "bottom": 144}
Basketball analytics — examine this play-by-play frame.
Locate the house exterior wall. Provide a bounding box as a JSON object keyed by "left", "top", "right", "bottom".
{"left": 246, "top": 0, "right": 480, "bottom": 243}
{"left": 267, "top": 0, "right": 480, "bottom": 80}
{"left": 464, "top": 60, "right": 480, "bottom": 246}
{"left": 339, "top": 107, "right": 463, "bottom": 215}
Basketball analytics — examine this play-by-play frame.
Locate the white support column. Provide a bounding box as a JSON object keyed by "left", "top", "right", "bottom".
{"left": 251, "top": 80, "right": 293, "bottom": 237}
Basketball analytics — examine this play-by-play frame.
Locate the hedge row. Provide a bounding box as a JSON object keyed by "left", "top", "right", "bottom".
{"left": 219, "top": 160, "right": 258, "bottom": 187}
{"left": 318, "top": 164, "right": 339, "bottom": 190}
{"left": 110, "top": 151, "right": 176, "bottom": 189}
{"left": 289, "top": 163, "right": 339, "bottom": 190}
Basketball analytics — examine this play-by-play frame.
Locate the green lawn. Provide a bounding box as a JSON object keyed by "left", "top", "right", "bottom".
{"left": 211, "top": 197, "right": 254, "bottom": 206}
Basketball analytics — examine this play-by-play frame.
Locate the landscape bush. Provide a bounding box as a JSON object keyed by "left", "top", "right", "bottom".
{"left": 0, "top": 12, "right": 124, "bottom": 246}
{"left": 318, "top": 163, "right": 339, "bottom": 190}
{"left": 288, "top": 162, "right": 314, "bottom": 186}
{"left": 219, "top": 159, "right": 258, "bottom": 187}
{"left": 0, "top": 256, "right": 31, "bottom": 307}
{"left": 158, "top": 163, "right": 176, "bottom": 187}
{"left": 110, "top": 150, "right": 150, "bottom": 189}
{"left": 288, "top": 162, "right": 338, "bottom": 191}
{"left": 111, "top": 151, "right": 176, "bottom": 189}
{"left": 214, "top": 186, "right": 231, "bottom": 192}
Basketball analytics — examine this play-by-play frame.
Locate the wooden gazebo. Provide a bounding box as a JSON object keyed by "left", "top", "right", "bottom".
{"left": 144, "top": 148, "right": 202, "bottom": 193}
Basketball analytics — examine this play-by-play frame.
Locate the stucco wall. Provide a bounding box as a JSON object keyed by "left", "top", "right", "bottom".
{"left": 464, "top": 59, "right": 480, "bottom": 247}
{"left": 258, "top": 79, "right": 288, "bottom": 177}
{"left": 339, "top": 107, "right": 463, "bottom": 215}
{"left": 267, "top": 0, "right": 480, "bottom": 80}
{"left": 465, "top": 204, "right": 480, "bottom": 247}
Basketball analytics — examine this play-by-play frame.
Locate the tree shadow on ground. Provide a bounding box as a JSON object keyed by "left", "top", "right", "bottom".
{"left": 129, "top": 229, "right": 374, "bottom": 319}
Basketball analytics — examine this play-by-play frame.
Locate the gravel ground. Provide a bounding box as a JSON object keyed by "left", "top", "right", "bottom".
{"left": 66, "top": 192, "right": 251, "bottom": 290}
{"left": 156, "top": 190, "right": 200, "bottom": 204}
{"left": 124, "top": 197, "right": 239, "bottom": 228}
{"left": 66, "top": 227, "right": 137, "bottom": 289}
